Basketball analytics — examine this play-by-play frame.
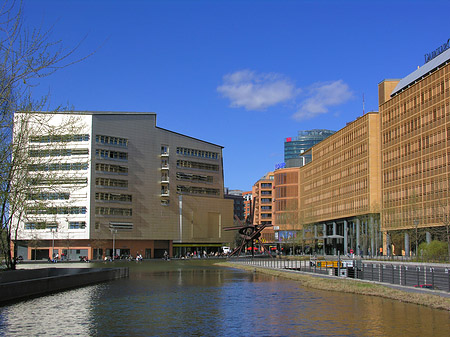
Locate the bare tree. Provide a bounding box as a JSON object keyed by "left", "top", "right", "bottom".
{"left": 0, "top": 0, "right": 88, "bottom": 269}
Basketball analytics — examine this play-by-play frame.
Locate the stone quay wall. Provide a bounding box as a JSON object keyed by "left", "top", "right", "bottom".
{"left": 0, "top": 267, "right": 129, "bottom": 304}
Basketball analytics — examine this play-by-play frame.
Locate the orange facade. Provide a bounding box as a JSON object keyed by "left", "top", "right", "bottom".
{"left": 252, "top": 172, "right": 275, "bottom": 243}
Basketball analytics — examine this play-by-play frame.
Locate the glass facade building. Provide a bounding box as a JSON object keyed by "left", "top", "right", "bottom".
{"left": 284, "top": 129, "right": 335, "bottom": 168}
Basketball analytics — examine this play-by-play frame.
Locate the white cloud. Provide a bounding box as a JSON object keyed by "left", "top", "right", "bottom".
{"left": 293, "top": 80, "right": 353, "bottom": 120}
{"left": 217, "top": 70, "right": 298, "bottom": 110}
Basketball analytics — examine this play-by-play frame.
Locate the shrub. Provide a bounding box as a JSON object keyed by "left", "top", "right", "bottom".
{"left": 419, "top": 240, "right": 447, "bottom": 261}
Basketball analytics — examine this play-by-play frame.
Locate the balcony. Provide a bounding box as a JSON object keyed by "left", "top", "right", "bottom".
{"left": 161, "top": 190, "right": 170, "bottom": 197}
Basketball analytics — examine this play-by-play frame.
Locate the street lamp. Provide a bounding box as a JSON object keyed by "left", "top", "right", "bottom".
{"left": 110, "top": 228, "right": 117, "bottom": 260}
{"left": 50, "top": 227, "right": 57, "bottom": 260}
{"left": 414, "top": 219, "right": 419, "bottom": 257}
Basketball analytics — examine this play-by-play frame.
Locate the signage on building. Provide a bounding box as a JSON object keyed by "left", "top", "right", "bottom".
{"left": 424, "top": 38, "right": 450, "bottom": 64}
{"left": 275, "top": 162, "right": 286, "bottom": 170}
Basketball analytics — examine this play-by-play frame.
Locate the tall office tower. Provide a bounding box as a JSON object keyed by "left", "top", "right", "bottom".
{"left": 284, "top": 130, "right": 335, "bottom": 168}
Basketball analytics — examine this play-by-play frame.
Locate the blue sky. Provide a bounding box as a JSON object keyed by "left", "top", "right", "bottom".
{"left": 23, "top": 0, "right": 450, "bottom": 191}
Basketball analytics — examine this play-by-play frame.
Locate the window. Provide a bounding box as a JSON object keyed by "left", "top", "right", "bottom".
{"left": 95, "top": 178, "right": 128, "bottom": 188}
{"left": 28, "top": 178, "right": 88, "bottom": 185}
{"left": 28, "top": 162, "right": 88, "bottom": 171}
{"left": 95, "top": 135, "right": 128, "bottom": 147}
{"left": 95, "top": 149, "right": 128, "bottom": 161}
{"left": 95, "top": 207, "right": 132, "bottom": 216}
{"left": 26, "top": 206, "right": 87, "bottom": 215}
{"left": 176, "top": 172, "right": 213, "bottom": 183}
{"left": 29, "top": 149, "right": 89, "bottom": 157}
{"left": 30, "top": 134, "right": 90, "bottom": 143}
{"left": 161, "top": 145, "right": 169, "bottom": 155}
{"left": 96, "top": 192, "right": 132, "bottom": 202}
{"left": 25, "top": 222, "right": 58, "bottom": 230}
{"left": 95, "top": 163, "right": 128, "bottom": 174}
{"left": 176, "top": 160, "right": 219, "bottom": 171}
{"left": 176, "top": 185, "right": 220, "bottom": 196}
{"left": 176, "top": 147, "right": 219, "bottom": 160}
{"left": 69, "top": 221, "right": 86, "bottom": 229}
{"left": 27, "top": 192, "right": 70, "bottom": 200}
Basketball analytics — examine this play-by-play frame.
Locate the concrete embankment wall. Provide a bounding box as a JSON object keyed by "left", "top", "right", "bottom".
{"left": 0, "top": 267, "right": 129, "bottom": 304}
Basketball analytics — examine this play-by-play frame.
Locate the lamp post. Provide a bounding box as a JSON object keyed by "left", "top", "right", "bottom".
{"left": 111, "top": 229, "right": 117, "bottom": 260}
{"left": 50, "top": 227, "right": 57, "bottom": 260}
{"left": 414, "top": 219, "right": 419, "bottom": 257}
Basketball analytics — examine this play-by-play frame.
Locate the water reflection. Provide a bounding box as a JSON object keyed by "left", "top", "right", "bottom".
{"left": 1, "top": 260, "right": 449, "bottom": 336}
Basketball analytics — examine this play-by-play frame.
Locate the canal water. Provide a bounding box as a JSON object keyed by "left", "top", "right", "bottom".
{"left": 1, "top": 259, "right": 449, "bottom": 336}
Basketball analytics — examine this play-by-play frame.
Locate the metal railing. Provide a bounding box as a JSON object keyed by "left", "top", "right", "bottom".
{"left": 234, "top": 257, "right": 450, "bottom": 292}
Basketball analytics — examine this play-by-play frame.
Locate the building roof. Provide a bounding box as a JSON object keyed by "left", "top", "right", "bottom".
{"left": 391, "top": 47, "right": 450, "bottom": 97}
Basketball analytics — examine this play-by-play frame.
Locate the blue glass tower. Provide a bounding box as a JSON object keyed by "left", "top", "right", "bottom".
{"left": 284, "top": 129, "right": 335, "bottom": 167}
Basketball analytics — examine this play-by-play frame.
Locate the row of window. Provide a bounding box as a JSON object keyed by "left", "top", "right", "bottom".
{"left": 384, "top": 79, "right": 447, "bottom": 124}
{"left": 176, "top": 172, "right": 213, "bottom": 183}
{"left": 303, "top": 160, "right": 368, "bottom": 191}
{"left": 176, "top": 185, "right": 220, "bottom": 196}
{"left": 95, "top": 178, "right": 128, "bottom": 188}
{"left": 25, "top": 221, "right": 87, "bottom": 230}
{"left": 28, "top": 162, "right": 88, "bottom": 172}
{"left": 29, "top": 148, "right": 89, "bottom": 157}
{"left": 96, "top": 149, "right": 128, "bottom": 161}
{"left": 25, "top": 222, "right": 57, "bottom": 230}
{"left": 29, "top": 134, "right": 90, "bottom": 143}
{"left": 95, "top": 207, "right": 132, "bottom": 216}
{"left": 69, "top": 221, "right": 87, "bottom": 229}
{"left": 304, "top": 178, "right": 369, "bottom": 204}
{"left": 95, "top": 192, "right": 132, "bottom": 202}
{"left": 316, "top": 124, "right": 368, "bottom": 158}
{"left": 383, "top": 130, "right": 447, "bottom": 164}
{"left": 302, "top": 197, "right": 369, "bottom": 218}
{"left": 383, "top": 184, "right": 447, "bottom": 204}
{"left": 27, "top": 206, "right": 87, "bottom": 215}
{"left": 275, "top": 172, "right": 298, "bottom": 185}
{"left": 95, "top": 163, "right": 128, "bottom": 174}
{"left": 383, "top": 154, "right": 447, "bottom": 183}
{"left": 96, "top": 135, "right": 128, "bottom": 147}
{"left": 176, "top": 147, "right": 219, "bottom": 160}
{"left": 176, "top": 160, "right": 219, "bottom": 171}
{"left": 28, "top": 178, "right": 88, "bottom": 185}
{"left": 383, "top": 105, "right": 447, "bottom": 145}
{"left": 27, "top": 192, "right": 70, "bottom": 200}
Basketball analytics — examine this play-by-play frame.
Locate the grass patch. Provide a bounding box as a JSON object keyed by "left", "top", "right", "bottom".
{"left": 216, "top": 261, "right": 450, "bottom": 311}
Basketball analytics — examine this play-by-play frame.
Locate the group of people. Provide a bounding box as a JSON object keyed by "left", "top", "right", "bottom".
{"left": 104, "top": 253, "right": 143, "bottom": 262}
{"left": 180, "top": 250, "right": 227, "bottom": 259}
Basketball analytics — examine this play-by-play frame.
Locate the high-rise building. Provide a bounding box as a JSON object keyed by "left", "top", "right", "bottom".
{"left": 284, "top": 129, "right": 335, "bottom": 168}
{"left": 274, "top": 112, "right": 381, "bottom": 255}
{"left": 252, "top": 172, "right": 275, "bottom": 243}
{"left": 379, "top": 42, "right": 450, "bottom": 255}
{"left": 272, "top": 40, "right": 450, "bottom": 257}
{"left": 14, "top": 111, "right": 235, "bottom": 260}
